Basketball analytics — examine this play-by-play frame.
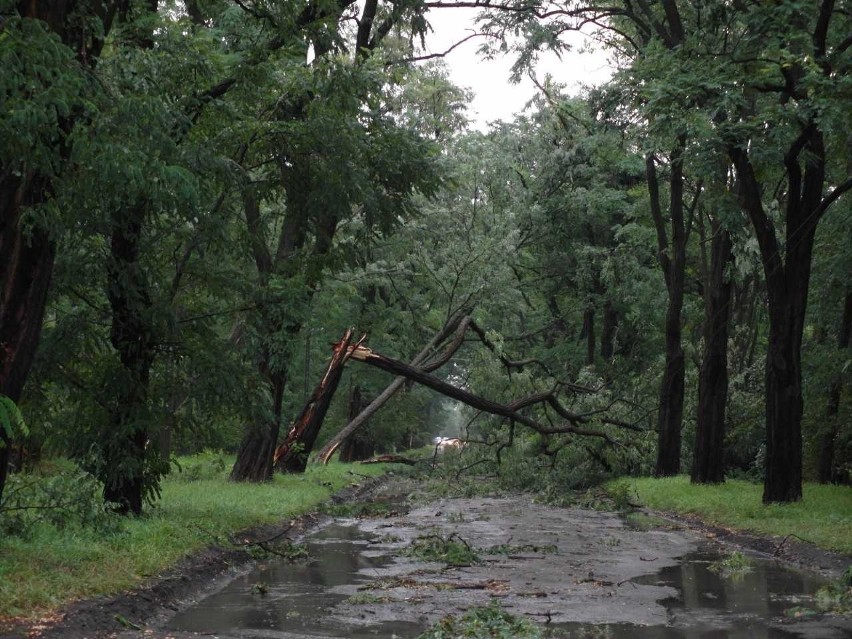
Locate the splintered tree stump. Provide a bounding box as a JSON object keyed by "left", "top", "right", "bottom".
{"left": 274, "top": 329, "right": 357, "bottom": 473}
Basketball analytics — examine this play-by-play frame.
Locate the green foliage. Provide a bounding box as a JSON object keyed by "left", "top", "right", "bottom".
{"left": 708, "top": 551, "right": 752, "bottom": 579}
{"left": 0, "top": 455, "right": 391, "bottom": 619}
{"left": 405, "top": 532, "right": 480, "bottom": 566}
{"left": 0, "top": 470, "right": 121, "bottom": 537}
{"left": 0, "top": 13, "right": 88, "bottom": 182}
{"left": 417, "top": 601, "right": 543, "bottom": 639}
{"left": 0, "top": 395, "right": 28, "bottom": 443}
{"left": 813, "top": 567, "right": 852, "bottom": 615}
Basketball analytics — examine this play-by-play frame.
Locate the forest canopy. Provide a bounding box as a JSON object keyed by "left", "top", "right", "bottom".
{"left": 0, "top": 0, "right": 850, "bottom": 517}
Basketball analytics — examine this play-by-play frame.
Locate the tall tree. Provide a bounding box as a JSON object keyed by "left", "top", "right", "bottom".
{"left": 0, "top": 0, "right": 120, "bottom": 503}
{"left": 230, "top": 2, "right": 442, "bottom": 479}
{"left": 720, "top": 1, "right": 851, "bottom": 501}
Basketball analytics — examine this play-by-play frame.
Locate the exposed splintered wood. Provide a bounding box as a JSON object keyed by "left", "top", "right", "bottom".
{"left": 317, "top": 310, "right": 470, "bottom": 463}
{"left": 274, "top": 329, "right": 358, "bottom": 473}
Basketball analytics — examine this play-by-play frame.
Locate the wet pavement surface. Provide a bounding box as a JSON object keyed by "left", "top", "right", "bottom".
{"left": 161, "top": 495, "right": 852, "bottom": 639}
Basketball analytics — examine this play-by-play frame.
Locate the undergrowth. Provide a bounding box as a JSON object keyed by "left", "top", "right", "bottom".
{"left": 0, "top": 454, "right": 390, "bottom": 623}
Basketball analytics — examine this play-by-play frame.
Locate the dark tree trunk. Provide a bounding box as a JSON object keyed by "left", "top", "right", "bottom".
{"left": 601, "top": 300, "right": 618, "bottom": 361}
{"left": 763, "top": 303, "right": 804, "bottom": 502}
{"left": 339, "top": 385, "right": 375, "bottom": 462}
{"left": 103, "top": 208, "right": 156, "bottom": 514}
{"left": 730, "top": 126, "right": 834, "bottom": 503}
{"left": 692, "top": 225, "right": 733, "bottom": 484}
{"left": 817, "top": 290, "right": 851, "bottom": 484}
{"left": 0, "top": 180, "right": 57, "bottom": 504}
{"left": 647, "top": 143, "right": 688, "bottom": 477}
{"left": 656, "top": 301, "right": 686, "bottom": 476}
{"left": 581, "top": 306, "right": 595, "bottom": 366}
{"left": 275, "top": 331, "right": 353, "bottom": 473}
{"left": 231, "top": 371, "right": 286, "bottom": 481}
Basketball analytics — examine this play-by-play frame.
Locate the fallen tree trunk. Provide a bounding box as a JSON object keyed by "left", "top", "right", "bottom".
{"left": 346, "top": 343, "right": 615, "bottom": 443}
{"left": 273, "top": 329, "right": 357, "bottom": 473}
{"left": 360, "top": 455, "right": 418, "bottom": 465}
{"left": 317, "top": 310, "right": 470, "bottom": 463}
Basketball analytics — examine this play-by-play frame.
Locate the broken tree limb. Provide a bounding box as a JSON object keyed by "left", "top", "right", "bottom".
{"left": 316, "top": 309, "right": 470, "bottom": 463}
{"left": 346, "top": 343, "right": 616, "bottom": 444}
{"left": 360, "top": 455, "right": 418, "bottom": 465}
{"left": 273, "top": 329, "right": 359, "bottom": 473}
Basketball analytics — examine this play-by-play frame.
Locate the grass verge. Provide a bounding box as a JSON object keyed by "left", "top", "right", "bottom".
{"left": 0, "top": 454, "right": 390, "bottom": 623}
{"left": 608, "top": 476, "right": 852, "bottom": 554}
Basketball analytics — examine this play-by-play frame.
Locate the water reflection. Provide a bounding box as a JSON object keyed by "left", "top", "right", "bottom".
{"left": 168, "top": 523, "right": 421, "bottom": 638}
{"left": 170, "top": 526, "right": 835, "bottom": 639}
{"left": 553, "top": 552, "right": 827, "bottom": 639}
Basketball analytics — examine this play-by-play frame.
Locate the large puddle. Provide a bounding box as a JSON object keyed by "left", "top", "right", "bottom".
{"left": 169, "top": 523, "right": 428, "bottom": 638}
{"left": 168, "top": 499, "right": 848, "bottom": 639}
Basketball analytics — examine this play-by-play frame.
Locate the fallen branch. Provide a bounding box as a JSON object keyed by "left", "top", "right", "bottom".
{"left": 317, "top": 309, "right": 470, "bottom": 463}
{"left": 360, "top": 455, "right": 419, "bottom": 465}
{"left": 346, "top": 343, "right": 617, "bottom": 444}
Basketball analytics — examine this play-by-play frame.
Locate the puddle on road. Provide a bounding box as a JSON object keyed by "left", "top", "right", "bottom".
{"left": 168, "top": 520, "right": 837, "bottom": 639}
{"left": 551, "top": 551, "right": 828, "bottom": 638}
{"left": 168, "top": 522, "right": 428, "bottom": 638}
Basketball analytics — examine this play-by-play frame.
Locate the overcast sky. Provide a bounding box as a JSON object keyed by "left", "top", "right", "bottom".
{"left": 420, "top": 8, "right": 614, "bottom": 128}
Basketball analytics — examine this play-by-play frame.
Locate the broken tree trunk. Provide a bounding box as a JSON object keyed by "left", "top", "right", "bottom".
{"left": 345, "top": 343, "right": 614, "bottom": 442}
{"left": 316, "top": 310, "right": 470, "bottom": 463}
{"left": 273, "top": 329, "right": 357, "bottom": 473}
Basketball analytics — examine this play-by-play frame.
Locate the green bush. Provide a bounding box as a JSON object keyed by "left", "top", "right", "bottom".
{"left": 0, "top": 470, "right": 121, "bottom": 537}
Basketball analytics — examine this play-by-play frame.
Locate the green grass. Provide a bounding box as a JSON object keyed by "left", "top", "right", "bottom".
{"left": 0, "top": 455, "right": 390, "bottom": 623}
{"left": 609, "top": 476, "right": 852, "bottom": 554}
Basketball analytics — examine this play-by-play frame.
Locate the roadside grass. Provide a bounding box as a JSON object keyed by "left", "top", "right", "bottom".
{"left": 0, "top": 455, "right": 390, "bottom": 623}
{"left": 609, "top": 476, "right": 852, "bottom": 554}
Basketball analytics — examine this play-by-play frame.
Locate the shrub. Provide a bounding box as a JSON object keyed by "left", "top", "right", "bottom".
{"left": 0, "top": 470, "right": 121, "bottom": 537}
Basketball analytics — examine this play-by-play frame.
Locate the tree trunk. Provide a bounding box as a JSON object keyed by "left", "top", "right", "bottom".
{"left": 339, "top": 385, "right": 375, "bottom": 462}
{"left": 647, "top": 143, "right": 688, "bottom": 477}
{"left": 103, "top": 209, "right": 156, "bottom": 514}
{"left": 581, "top": 305, "right": 595, "bottom": 366}
{"left": 275, "top": 331, "right": 354, "bottom": 473}
{"left": 763, "top": 303, "right": 804, "bottom": 502}
{"left": 655, "top": 303, "right": 686, "bottom": 476}
{"left": 601, "top": 300, "right": 618, "bottom": 361}
{"left": 817, "top": 290, "right": 851, "bottom": 483}
{"left": 231, "top": 370, "right": 286, "bottom": 481}
{"left": 0, "top": 183, "right": 57, "bottom": 505}
{"left": 692, "top": 225, "right": 732, "bottom": 484}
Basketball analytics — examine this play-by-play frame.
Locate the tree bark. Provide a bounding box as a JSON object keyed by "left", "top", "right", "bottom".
{"left": 102, "top": 207, "right": 157, "bottom": 514}
{"left": 817, "top": 290, "right": 851, "bottom": 483}
{"left": 692, "top": 223, "right": 733, "bottom": 484}
{"left": 274, "top": 330, "right": 354, "bottom": 473}
{"left": 338, "top": 385, "right": 375, "bottom": 462}
{"left": 729, "top": 126, "right": 840, "bottom": 502}
{"left": 0, "top": 198, "right": 56, "bottom": 504}
{"left": 601, "top": 300, "right": 618, "bottom": 361}
{"left": 646, "top": 143, "right": 688, "bottom": 477}
{"left": 231, "top": 370, "right": 286, "bottom": 481}
{"left": 581, "top": 305, "right": 595, "bottom": 366}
